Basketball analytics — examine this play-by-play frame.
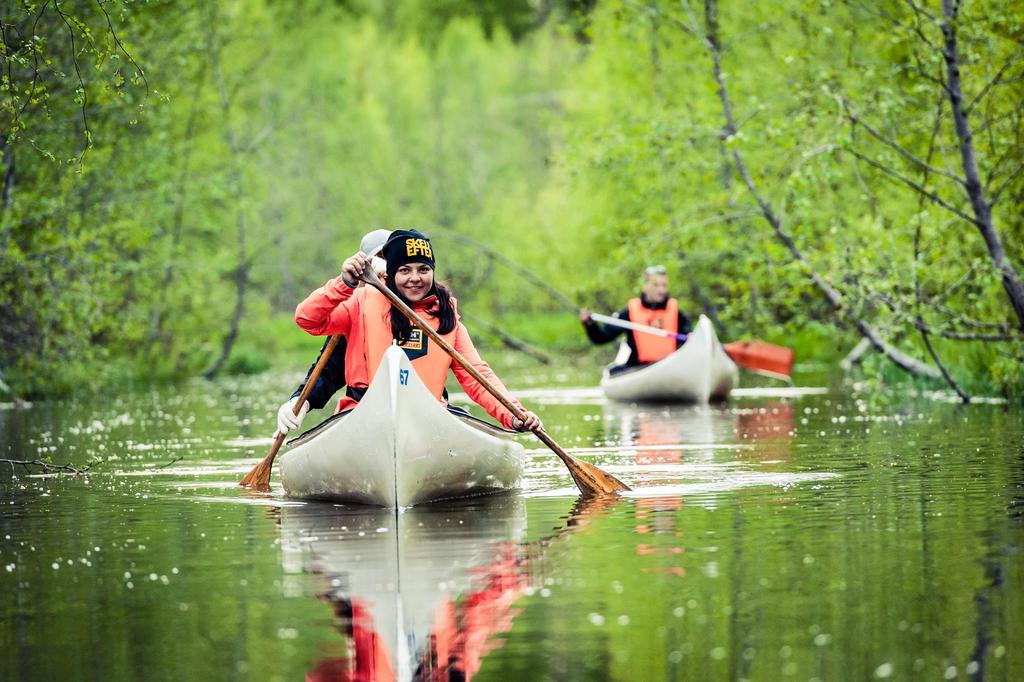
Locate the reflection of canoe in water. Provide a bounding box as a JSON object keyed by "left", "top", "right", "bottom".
{"left": 603, "top": 401, "right": 739, "bottom": 464}
{"left": 279, "top": 496, "right": 527, "bottom": 681}
{"left": 279, "top": 345, "right": 525, "bottom": 507}
{"left": 600, "top": 315, "right": 738, "bottom": 404}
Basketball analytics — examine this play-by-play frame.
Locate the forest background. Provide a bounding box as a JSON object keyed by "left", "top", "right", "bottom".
{"left": 1, "top": 0, "right": 1021, "bottom": 401}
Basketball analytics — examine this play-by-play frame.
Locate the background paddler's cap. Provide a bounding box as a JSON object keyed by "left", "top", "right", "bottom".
{"left": 359, "top": 229, "right": 392, "bottom": 257}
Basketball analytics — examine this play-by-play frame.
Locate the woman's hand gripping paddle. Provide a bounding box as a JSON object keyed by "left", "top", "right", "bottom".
{"left": 361, "top": 268, "right": 630, "bottom": 497}
{"left": 240, "top": 335, "right": 341, "bottom": 490}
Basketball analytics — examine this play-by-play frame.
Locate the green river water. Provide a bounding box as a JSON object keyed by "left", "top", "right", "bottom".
{"left": 1, "top": 367, "right": 1022, "bottom": 681}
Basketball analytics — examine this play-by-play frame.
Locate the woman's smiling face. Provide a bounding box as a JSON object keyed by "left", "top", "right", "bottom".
{"left": 394, "top": 263, "right": 434, "bottom": 302}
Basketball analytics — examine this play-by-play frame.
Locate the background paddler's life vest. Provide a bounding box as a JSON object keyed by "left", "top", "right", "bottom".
{"left": 627, "top": 297, "right": 678, "bottom": 363}
{"left": 363, "top": 287, "right": 456, "bottom": 401}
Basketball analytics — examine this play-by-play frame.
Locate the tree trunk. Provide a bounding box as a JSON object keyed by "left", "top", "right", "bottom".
{"left": 914, "top": 95, "right": 969, "bottom": 402}
{"left": 1, "top": 139, "right": 13, "bottom": 250}
{"left": 150, "top": 63, "right": 207, "bottom": 346}
{"left": 203, "top": 26, "right": 249, "bottom": 380}
{"left": 940, "top": 0, "right": 1024, "bottom": 331}
{"left": 839, "top": 338, "right": 872, "bottom": 371}
{"left": 204, "top": 258, "right": 248, "bottom": 380}
{"left": 648, "top": 15, "right": 727, "bottom": 333}
{"left": 2, "top": 140, "right": 13, "bottom": 211}
{"left": 701, "top": 0, "right": 939, "bottom": 380}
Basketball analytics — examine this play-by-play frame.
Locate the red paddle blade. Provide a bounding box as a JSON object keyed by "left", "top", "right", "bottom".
{"left": 724, "top": 341, "right": 794, "bottom": 378}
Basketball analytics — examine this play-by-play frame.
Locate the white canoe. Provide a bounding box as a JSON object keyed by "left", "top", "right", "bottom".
{"left": 600, "top": 314, "right": 738, "bottom": 403}
{"left": 279, "top": 344, "right": 525, "bottom": 506}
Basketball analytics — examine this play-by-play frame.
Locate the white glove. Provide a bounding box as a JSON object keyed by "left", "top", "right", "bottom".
{"left": 277, "top": 397, "right": 310, "bottom": 436}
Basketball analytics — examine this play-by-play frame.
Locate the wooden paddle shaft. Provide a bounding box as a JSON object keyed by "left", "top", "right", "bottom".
{"left": 266, "top": 334, "right": 342, "bottom": 458}
{"left": 293, "top": 335, "right": 341, "bottom": 414}
{"left": 264, "top": 431, "right": 287, "bottom": 462}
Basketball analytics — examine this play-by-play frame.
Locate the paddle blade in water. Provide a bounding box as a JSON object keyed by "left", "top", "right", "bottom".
{"left": 724, "top": 341, "right": 794, "bottom": 378}
{"left": 240, "top": 432, "right": 285, "bottom": 490}
{"left": 535, "top": 430, "right": 630, "bottom": 495}
{"left": 565, "top": 455, "right": 631, "bottom": 495}
{"left": 242, "top": 335, "right": 340, "bottom": 490}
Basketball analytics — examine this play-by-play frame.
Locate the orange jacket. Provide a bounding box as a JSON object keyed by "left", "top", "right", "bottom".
{"left": 295, "top": 276, "right": 525, "bottom": 429}
{"left": 627, "top": 296, "right": 679, "bottom": 362}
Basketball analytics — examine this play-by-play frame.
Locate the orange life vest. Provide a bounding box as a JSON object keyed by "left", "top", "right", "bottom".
{"left": 627, "top": 297, "right": 679, "bottom": 363}
{"left": 362, "top": 287, "right": 456, "bottom": 401}
{"left": 304, "top": 282, "right": 520, "bottom": 427}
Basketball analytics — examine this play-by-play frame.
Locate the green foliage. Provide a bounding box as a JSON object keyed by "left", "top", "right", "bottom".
{"left": 223, "top": 347, "right": 271, "bottom": 376}
{"left": 0, "top": 0, "right": 1021, "bottom": 398}
{"left": 498, "top": 311, "right": 586, "bottom": 352}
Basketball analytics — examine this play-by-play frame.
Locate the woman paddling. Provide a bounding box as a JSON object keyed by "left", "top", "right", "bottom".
{"left": 294, "top": 229, "right": 542, "bottom": 432}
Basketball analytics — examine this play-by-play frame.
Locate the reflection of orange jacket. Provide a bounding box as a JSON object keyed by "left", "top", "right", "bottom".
{"left": 306, "top": 600, "right": 396, "bottom": 682}
{"left": 295, "top": 276, "right": 524, "bottom": 429}
{"left": 421, "top": 545, "right": 524, "bottom": 680}
{"left": 627, "top": 297, "right": 679, "bottom": 362}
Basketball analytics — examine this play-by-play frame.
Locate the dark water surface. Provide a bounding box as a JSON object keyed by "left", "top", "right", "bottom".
{"left": 1, "top": 371, "right": 1022, "bottom": 681}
